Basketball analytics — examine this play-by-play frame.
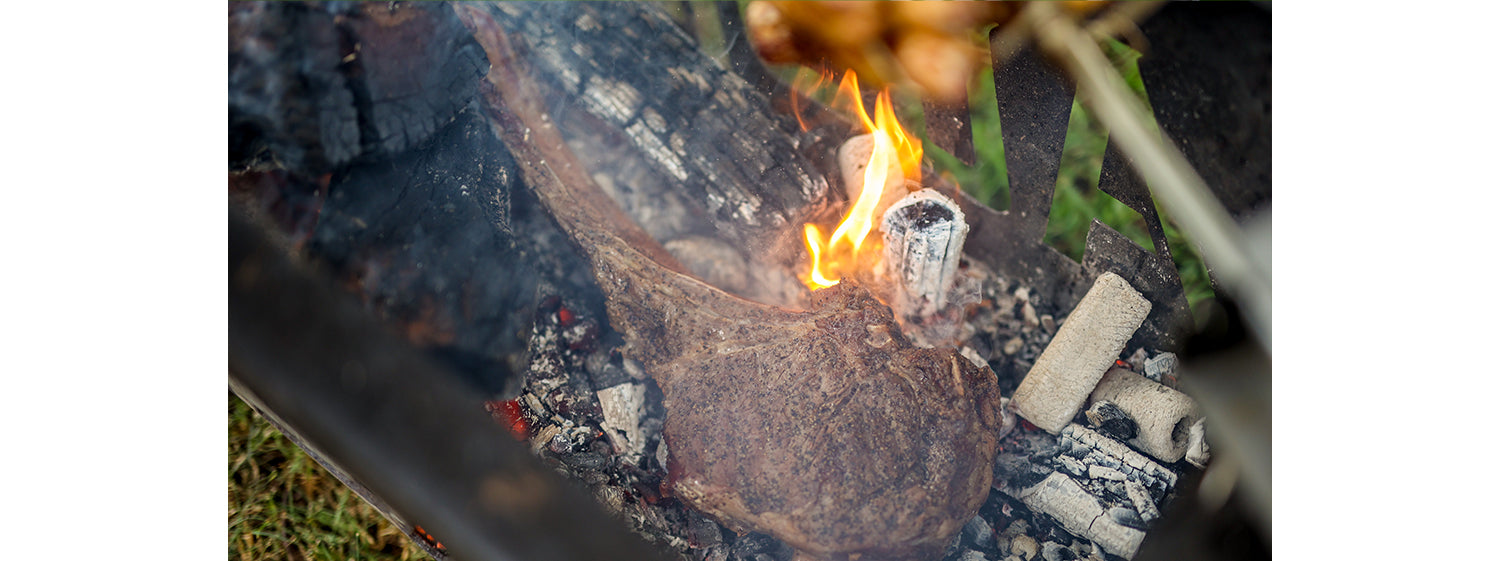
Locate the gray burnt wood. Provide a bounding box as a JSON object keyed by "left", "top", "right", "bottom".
{"left": 483, "top": 1, "right": 832, "bottom": 264}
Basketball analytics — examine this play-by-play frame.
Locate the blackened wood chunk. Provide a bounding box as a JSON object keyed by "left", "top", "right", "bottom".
{"left": 339, "top": 2, "right": 490, "bottom": 156}
{"left": 229, "top": 1, "right": 488, "bottom": 174}
{"left": 307, "top": 105, "right": 540, "bottom": 396}
{"left": 230, "top": 2, "right": 358, "bottom": 172}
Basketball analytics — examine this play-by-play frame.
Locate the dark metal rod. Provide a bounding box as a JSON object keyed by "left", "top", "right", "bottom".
{"left": 228, "top": 206, "right": 674, "bottom": 561}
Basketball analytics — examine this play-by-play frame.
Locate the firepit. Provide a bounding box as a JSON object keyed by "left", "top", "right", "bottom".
{"left": 230, "top": 2, "right": 1269, "bottom": 561}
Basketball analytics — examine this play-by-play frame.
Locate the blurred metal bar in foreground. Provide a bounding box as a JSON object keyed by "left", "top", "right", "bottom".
{"left": 228, "top": 206, "right": 674, "bottom": 561}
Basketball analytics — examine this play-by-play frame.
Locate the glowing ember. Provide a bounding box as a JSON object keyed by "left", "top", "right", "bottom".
{"left": 802, "top": 71, "right": 923, "bottom": 290}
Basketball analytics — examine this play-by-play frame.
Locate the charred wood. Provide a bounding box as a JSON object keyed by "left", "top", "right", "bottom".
{"left": 480, "top": 1, "right": 832, "bottom": 301}
{"left": 229, "top": 1, "right": 488, "bottom": 175}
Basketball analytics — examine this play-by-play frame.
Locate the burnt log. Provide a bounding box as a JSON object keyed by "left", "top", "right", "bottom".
{"left": 480, "top": 1, "right": 836, "bottom": 304}
{"left": 229, "top": 1, "right": 489, "bottom": 174}
{"left": 459, "top": 5, "right": 1011, "bottom": 560}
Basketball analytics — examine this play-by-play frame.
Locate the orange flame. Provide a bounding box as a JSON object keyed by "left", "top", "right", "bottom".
{"left": 802, "top": 71, "right": 923, "bottom": 290}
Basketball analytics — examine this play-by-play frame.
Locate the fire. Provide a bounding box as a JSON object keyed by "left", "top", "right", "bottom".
{"left": 802, "top": 70, "right": 923, "bottom": 290}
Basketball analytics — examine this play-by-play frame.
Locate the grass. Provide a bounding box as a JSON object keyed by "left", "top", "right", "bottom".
{"left": 229, "top": 393, "right": 426, "bottom": 561}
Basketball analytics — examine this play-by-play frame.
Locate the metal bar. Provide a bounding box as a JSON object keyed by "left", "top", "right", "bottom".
{"left": 988, "top": 38, "right": 1074, "bottom": 242}
{"left": 228, "top": 206, "right": 675, "bottom": 561}
{"left": 230, "top": 380, "right": 449, "bottom": 560}
{"left": 1027, "top": 3, "right": 1272, "bottom": 353}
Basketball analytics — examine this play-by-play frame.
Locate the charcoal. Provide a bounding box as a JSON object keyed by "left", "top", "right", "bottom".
{"left": 686, "top": 511, "right": 725, "bottom": 549}
{"left": 1143, "top": 352, "right": 1178, "bottom": 384}
{"left": 1123, "top": 481, "right": 1160, "bottom": 524}
{"left": 730, "top": 532, "right": 792, "bottom": 561}
{"left": 1011, "top": 472, "right": 1144, "bottom": 558}
{"left": 1055, "top": 456, "right": 1088, "bottom": 478}
{"left": 1084, "top": 401, "right": 1138, "bottom": 442}
{"left": 963, "top": 515, "right": 996, "bottom": 551}
{"left": 699, "top": 546, "right": 730, "bottom": 561}
{"left": 1107, "top": 507, "right": 1147, "bottom": 531}
{"left": 548, "top": 432, "right": 575, "bottom": 456}
{"left": 561, "top": 450, "right": 605, "bottom": 471}
{"left": 881, "top": 189, "right": 970, "bottom": 317}
{"left": 1041, "top": 541, "right": 1077, "bottom": 561}
{"left": 1010, "top": 535, "right": 1039, "bottom": 561}
{"left": 1086, "top": 465, "right": 1127, "bottom": 482}
{"left": 957, "top": 549, "right": 990, "bottom": 561}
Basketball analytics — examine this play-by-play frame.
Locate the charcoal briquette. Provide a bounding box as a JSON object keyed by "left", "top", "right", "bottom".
{"left": 1108, "top": 507, "right": 1148, "bottom": 531}
{"left": 561, "top": 451, "right": 606, "bottom": 470}
{"left": 1042, "top": 541, "right": 1077, "bottom": 561}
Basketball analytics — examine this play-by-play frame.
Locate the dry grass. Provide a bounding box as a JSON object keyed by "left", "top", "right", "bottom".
{"left": 228, "top": 393, "right": 427, "bottom": 561}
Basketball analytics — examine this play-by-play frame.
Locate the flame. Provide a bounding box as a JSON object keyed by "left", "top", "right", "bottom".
{"left": 790, "top": 68, "right": 830, "bottom": 132}
{"left": 802, "top": 70, "right": 923, "bottom": 290}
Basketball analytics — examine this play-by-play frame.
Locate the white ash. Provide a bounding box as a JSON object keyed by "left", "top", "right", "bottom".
{"left": 962, "top": 515, "right": 995, "bottom": 551}
{"left": 1086, "top": 465, "right": 1127, "bottom": 482}
{"left": 1010, "top": 534, "right": 1039, "bottom": 561}
{"left": 1124, "top": 348, "right": 1149, "bottom": 372}
{"left": 1056, "top": 455, "right": 1088, "bottom": 478}
{"left": 950, "top": 263, "right": 1054, "bottom": 393}
{"left": 1185, "top": 417, "right": 1210, "bottom": 469}
{"left": 596, "top": 382, "right": 649, "bottom": 461}
{"left": 1019, "top": 290, "right": 1040, "bottom": 329}
{"left": 1106, "top": 507, "right": 1147, "bottom": 532}
{"left": 1123, "top": 480, "right": 1160, "bottom": 524}
{"left": 1083, "top": 400, "right": 1138, "bottom": 442}
{"left": 1143, "top": 351, "right": 1178, "bottom": 386}
{"left": 1041, "top": 540, "right": 1084, "bottom": 561}
{"left": 1039, "top": 314, "right": 1056, "bottom": 334}
{"left": 654, "top": 432, "right": 670, "bottom": 473}
{"left": 987, "top": 423, "right": 1181, "bottom": 556}
{"left": 529, "top": 423, "right": 561, "bottom": 456}
{"left": 958, "top": 549, "right": 989, "bottom": 561}
{"left": 961, "top": 346, "right": 989, "bottom": 370}
{"left": 1059, "top": 424, "right": 1177, "bottom": 491}
{"left": 879, "top": 188, "right": 969, "bottom": 317}
{"left": 1012, "top": 472, "right": 1144, "bottom": 559}
{"left": 1002, "top": 336, "right": 1025, "bottom": 356}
